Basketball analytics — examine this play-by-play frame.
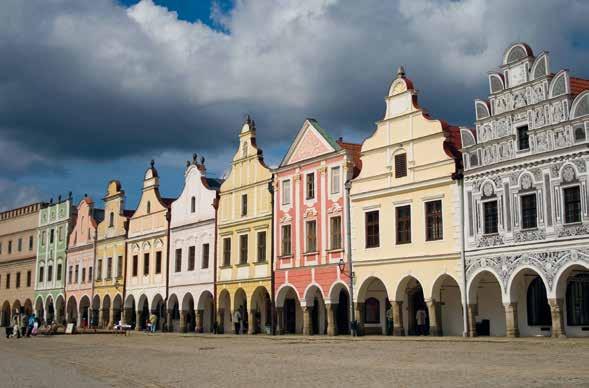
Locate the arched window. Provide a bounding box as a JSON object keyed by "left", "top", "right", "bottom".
{"left": 575, "top": 126, "right": 586, "bottom": 143}
{"left": 566, "top": 274, "right": 589, "bottom": 326}
{"left": 109, "top": 212, "right": 114, "bottom": 227}
{"left": 191, "top": 196, "right": 196, "bottom": 213}
{"left": 364, "top": 297, "right": 380, "bottom": 324}
{"left": 527, "top": 277, "right": 551, "bottom": 326}
{"left": 146, "top": 201, "right": 151, "bottom": 214}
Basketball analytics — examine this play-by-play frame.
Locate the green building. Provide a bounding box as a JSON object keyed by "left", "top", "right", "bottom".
{"left": 34, "top": 194, "right": 75, "bottom": 325}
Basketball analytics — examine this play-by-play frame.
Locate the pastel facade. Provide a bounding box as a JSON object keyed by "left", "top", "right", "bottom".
{"left": 124, "top": 161, "right": 172, "bottom": 330}
{"left": 95, "top": 181, "right": 131, "bottom": 329}
{"left": 461, "top": 43, "right": 589, "bottom": 337}
{"left": 273, "top": 119, "right": 360, "bottom": 335}
{"left": 0, "top": 203, "right": 45, "bottom": 326}
{"left": 65, "top": 196, "right": 103, "bottom": 327}
{"left": 168, "top": 155, "right": 221, "bottom": 333}
{"left": 35, "top": 196, "right": 75, "bottom": 325}
{"left": 216, "top": 117, "right": 273, "bottom": 334}
{"left": 350, "top": 68, "right": 464, "bottom": 336}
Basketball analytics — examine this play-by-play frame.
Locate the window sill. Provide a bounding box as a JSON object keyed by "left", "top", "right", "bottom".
{"left": 482, "top": 233, "right": 499, "bottom": 237}
{"left": 425, "top": 238, "right": 443, "bottom": 242}
{"left": 396, "top": 241, "right": 411, "bottom": 245}
{"left": 326, "top": 248, "right": 343, "bottom": 253}
{"left": 219, "top": 265, "right": 232, "bottom": 269}
{"left": 278, "top": 255, "right": 293, "bottom": 260}
{"left": 563, "top": 222, "right": 583, "bottom": 227}
{"left": 303, "top": 251, "right": 318, "bottom": 256}
{"left": 255, "top": 260, "right": 268, "bottom": 265}
{"left": 236, "top": 262, "right": 249, "bottom": 267}
{"left": 365, "top": 245, "right": 380, "bottom": 249}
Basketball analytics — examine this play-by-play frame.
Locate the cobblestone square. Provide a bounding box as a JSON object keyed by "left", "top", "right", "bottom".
{"left": 1, "top": 334, "right": 588, "bottom": 387}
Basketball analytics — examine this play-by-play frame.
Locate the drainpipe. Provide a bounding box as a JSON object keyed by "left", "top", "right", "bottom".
{"left": 165, "top": 210, "right": 171, "bottom": 331}
{"left": 268, "top": 180, "right": 276, "bottom": 335}
{"left": 344, "top": 179, "right": 356, "bottom": 336}
{"left": 459, "top": 178, "right": 468, "bottom": 337}
{"left": 213, "top": 195, "right": 219, "bottom": 333}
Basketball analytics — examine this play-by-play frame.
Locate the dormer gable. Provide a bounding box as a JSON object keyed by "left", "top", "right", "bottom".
{"left": 280, "top": 119, "right": 340, "bottom": 166}
{"left": 384, "top": 66, "right": 420, "bottom": 120}
{"left": 97, "top": 180, "right": 130, "bottom": 240}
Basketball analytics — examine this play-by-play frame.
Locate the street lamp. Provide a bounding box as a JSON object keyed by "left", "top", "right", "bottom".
{"left": 338, "top": 258, "right": 345, "bottom": 273}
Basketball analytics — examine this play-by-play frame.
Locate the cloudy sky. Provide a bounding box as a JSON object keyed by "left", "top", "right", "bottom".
{"left": 1, "top": 0, "right": 588, "bottom": 211}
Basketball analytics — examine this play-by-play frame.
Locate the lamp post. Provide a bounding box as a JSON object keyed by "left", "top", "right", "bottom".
{"left": 344, "top": 180, "right": 356, "bottom": 336}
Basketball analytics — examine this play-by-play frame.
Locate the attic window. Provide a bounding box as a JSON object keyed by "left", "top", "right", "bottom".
{"left": 146, "top": 201, "right": 151, "bottom": 214}
{"left": 575, "top": 126, "right": 586, "bottom": 143}
{"left": 394, "top": 154, "right": 407, "bottom": 178}
{"left": 191, "top": 196, "right": 196, "bottom": 213}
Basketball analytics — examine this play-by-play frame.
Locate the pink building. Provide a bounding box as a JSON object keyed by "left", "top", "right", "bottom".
{"left": 65, "top": 196, "right": 103, "bottom": 328}
{"left": 274, "top": 119, "right": 361, "bottom": 335}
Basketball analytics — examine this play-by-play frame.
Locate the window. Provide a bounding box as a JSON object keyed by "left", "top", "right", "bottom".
{"left": 97, "top": 259, "right": 103, "bottom": 281}
{"left": 396, "top": 205, "right": 411, "bottom": 244}
{"left": 88, "top": 266, "right": 92, "bottom": 282}
{"left": 146, "top": 201, "right": 151, "bottom": 214}
{"left": 483, "top": 201, "right": 498, "bottom": 234}
{"left": 8, "top": 240, "right": 12, "bottom": 254}
{"left": 202, "top": 244, "right": 210, "bottom": 269}
{"left": 282, "top": 180, "right": 291, "bottom": 205}
{"left": 575, "top": 126, "right": 586, "bottom": 143}
{"left": 39, "top": 266, "right": 44, "bottom": 283}
{"left": 16, "top": 272, "right": 20, "bottom": 288}
{"left": 42, "top": 231, "right": 46, "bottom": 246}
{"left": 106, "top": 257, "right": 112, "bottom": 279}
{"left": 517, "top": 125, "right": 529, "bottom": 151}
{"left": 306, "top": 220, "right": 317, "bottom": 252}
{"left": 81, "top": 268, "right": 86, "bottom": 283}
{"left": 281, "top": 225, "right": 292, "bottom": 256}
{"left": 155, "top": 251, "right": 162, "bottom": 274}
{"left": 395, "top": 153, "right": 407, "bottom": 178}
{"left": 50, "top": 229, "right": 54, "bottom": 244}
{"left": 56, "top": 264, "right": 62, "bottom": 281}
{"left": 6, "top": 273, "right": 10, "bottom": 289}
{"left": 365, "top": 211, "right": 380, "bottom": 248}
{"left": 566, "top": 274, "right": 589, "bottom": 326}
{"left": 0, "top": 242, "right": 2, "bottom": 255}
{"left": 117, "top": 256, "right": 123, "bottom": 278}
{"left": 47, "top": 265, "right": 53, "bottom": 282}
{"left": 521, "top": 194, "right": 537, "bottom": 229}
{"left": 58, "top": 226, "right": 63, "bottom": 241}
{"left": 188, "top": 246, "right": 195, "bottom": 271}
{"left": 223, "top": 238, "right": 231, "bottom": 266}
{"left": 330, "top": 216, "right": 342, "bottom": 250}
{"left": 527, "top": 277, "right": 551, "bottom": 326}
{"left": 257, "top": 232, "right": 266, "bottom": 262}
{"left": 17, "top": 238, "right": 22, "bottom": 252}
{"left": 143, "top": 253, "right": 150, "bottom": 275}
{"left": 132, "top": 255, "right": 138, "bottom": 277}
{"left": 68, "top": 266, "right": 72, "bottom": 284}
{"left": 364, "top": 297, "right": 380, "bottom": 324}
{"left": 75, "top": 265, "right": 79, "bottom": 284}
{"left": 29, "top": 236, "right": 33, "bottom": 251}
{"left": 239, "top": 234, "right": 248, "bottom": 264}
{"left": 330, "top": 166, "right": 341, "bottom": 194}
{"left": 175, "top": 249, "right": 182, "bottom": 272}
{"left": 27, "top": 270, "right": 31, "bottom": 287}
{"left": 241, "top": 194, "right": 248, "bottom": 216}
{"left": 564, "top": 186, "right": 582, "bottom": 224}
{"left": 306, "top": 173, "right": 315, "bottom": 200}
{"left": 425, "top": 200, "right": 443, "bottom": 241}
{"left": 191, "top": 196, "right": 196, "bottom": 213}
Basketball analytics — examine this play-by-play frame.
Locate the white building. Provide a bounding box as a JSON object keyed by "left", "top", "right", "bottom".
{"left": 168, "top": 155, "right": 221, "bottom": 333}
{"left": 461, "top": 43, "right": 589, "bottom": 337}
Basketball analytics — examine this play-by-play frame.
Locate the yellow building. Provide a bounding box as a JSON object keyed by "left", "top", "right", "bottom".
{"left": 0, "top": 203, "right": 45, "bottom": 325}
{"left": 94, "top": 180, "right": 132, "bottom": 328}
{"left": 350, "top": 67, "right": 465, "bottom": 336}
{"left": 216, "top": 117, "right": 273, "bottom": 334}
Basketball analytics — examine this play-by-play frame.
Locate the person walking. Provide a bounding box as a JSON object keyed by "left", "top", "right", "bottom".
{"left": 415, "top": 306, "right": 427, "bottom": 336}
{"left": 149, "top": 313, "right": 157, "bottom": 333}
{"left": 26, "top": 314, "right": 36, "bottom": 337}
{"left": 233, "top": 309, "right": 241, "bottom": 335}
{"left": 20, "top": 314, "right": 27, "bottom": 337}
{"left": 12, "top": 315, "right": 20, "bottom": 338}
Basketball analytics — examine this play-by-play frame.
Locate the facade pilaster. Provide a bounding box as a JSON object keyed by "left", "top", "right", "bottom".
{"left": 303, "top": 306, "right": 312, "bottom": 335}
{"left": 392, "top": 301, "right": 404, "bottom": 336}
{"left": 426, "top": 300, "right": 441, "bottom": 336}
{"left": 326, "top": 303, "right": 336, "bottom": 336}
{"left": 548, "top": 298, "right": 566, "bottom": 338}
{"left": 504, "top": 303, "right": 519, "bottom": 338}
{"left": 467, "top": 304, "right": 478, "bottom": 337}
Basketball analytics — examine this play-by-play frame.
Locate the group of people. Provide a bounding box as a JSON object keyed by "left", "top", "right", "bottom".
{"left": 4, "top": 311, "right": 40, "bottom": 338}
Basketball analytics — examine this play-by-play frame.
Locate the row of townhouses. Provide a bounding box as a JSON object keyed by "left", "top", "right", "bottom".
{"left": 1, "top": 43, "right": 588, "bottom": 337}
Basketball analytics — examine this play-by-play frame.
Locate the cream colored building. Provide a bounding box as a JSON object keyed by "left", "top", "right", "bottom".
{"left": 0, "top": 203, "right": 45, "bottom": 325}
{"left": 124, "top": 161, "right": 172, "bottom": 331}
{"left": 350, "top": 68, "right": 465, "bottom": 336}
{"left": 216, "top": 117, "right": 273, "bottom": 334}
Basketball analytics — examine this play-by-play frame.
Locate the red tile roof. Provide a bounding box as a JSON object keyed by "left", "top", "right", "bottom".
{"left": 337, "top": 140, "right": 363, "bottom": 178}
{"left": 570, "top": 77, "right": 589, "bottom": 96}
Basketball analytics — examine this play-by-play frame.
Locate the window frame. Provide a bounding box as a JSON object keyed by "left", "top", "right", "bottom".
{"left": 482, "top": 199, "right": 499, "bottom": 235}
{"left": 257, "top": 231, "right": 266, "bottom": 263}
{"left": 222, "top": 237, "right": 231, "bottom": 266}
{"left": 329, "top": 215, "right": 342, "bottom": 250}
{"left": 520, "top": 193, "right": 538, "bottom": 229}
{"left": 188, "top": 246, "right": 196, "bottom": 271}
{"left": 175, "top": 248, "right": 182, "bottom": 273}
{"left": 281, "top": 179, "right": 291, "bottom": 206}
{"left": 281, "top": 224, "right": 292, "bottom": 256}
{"left": 365, "top": 210, "right": 380, "bottom": 249}
{"left": 394, "top": 153, "right": 407, "bottom": 178}
{"left": 202, "top": 243, "right": 210, "bottom": 269}
{"left": 241, "top": 194, "right": 248, "bottom": 217}
{"left": 395, "top": 204, "right": 412, "bottom": 245}
{"left": 305, "top": 220, "right": 317, "bottom": 253}
{"left": 330, "top": 166, "right": 341, "bottom": 195}
{"left": 517, "top": 125, "right": 530, "bottom": 151}
{"left": 306, "top": 172, "right": 315, "bottom": 200}
{"left": 563, "top": 185, "right": 582, "bottom": 224}
{"left": 239, "top": 234, "right": 249, "bottom": 265}
{"left": 425, "top": 200, "right": 443, "bottom": 241}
